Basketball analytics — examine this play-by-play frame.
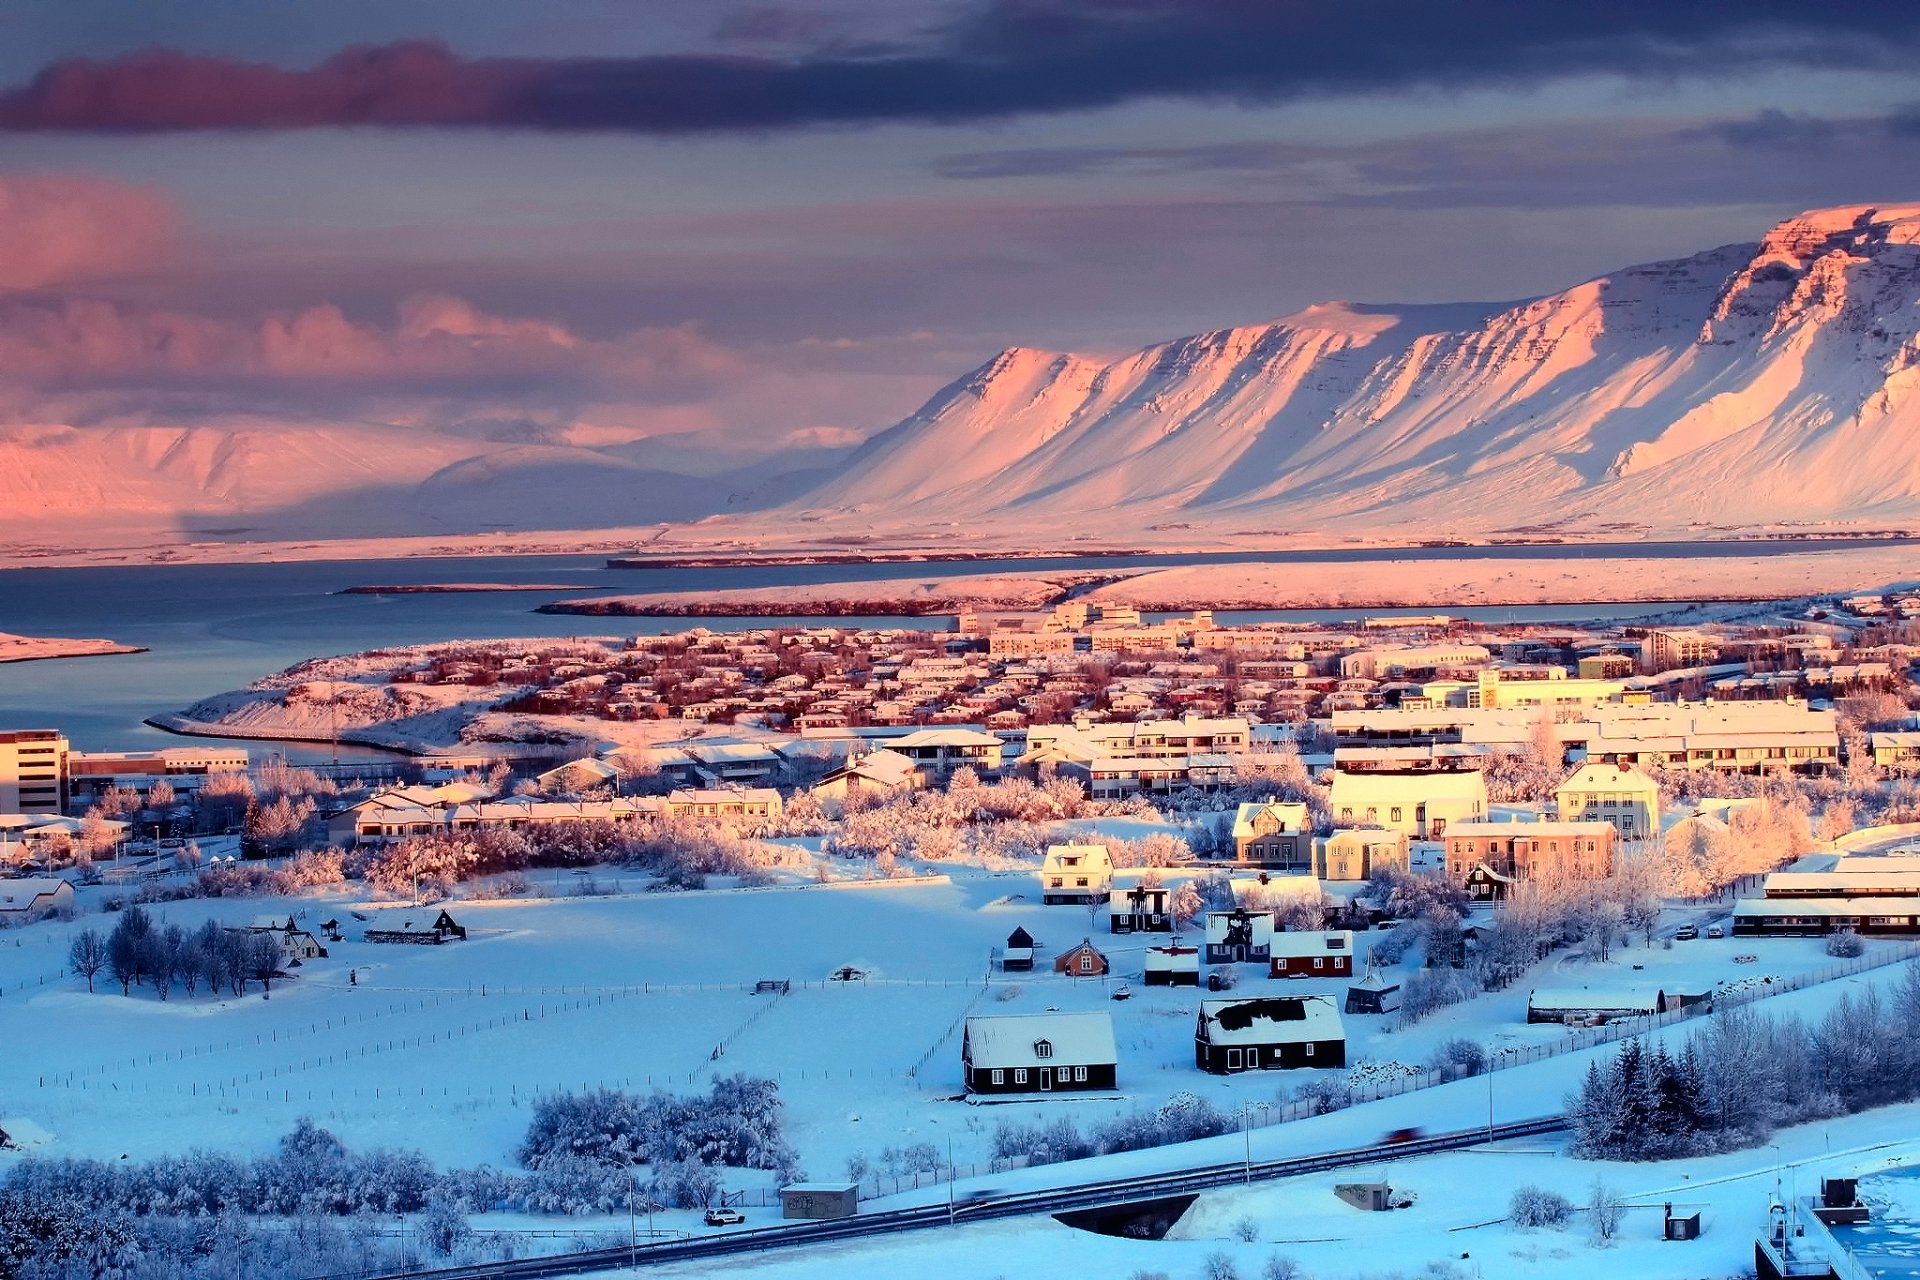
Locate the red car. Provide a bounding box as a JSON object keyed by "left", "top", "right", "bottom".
{"left": 1381, "top": 1127, "right": 1425, "bottom": 1145}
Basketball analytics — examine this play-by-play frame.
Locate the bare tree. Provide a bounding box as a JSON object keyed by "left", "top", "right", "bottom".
{"left": 68, "top": 928, "right": 108, "bottom": 993}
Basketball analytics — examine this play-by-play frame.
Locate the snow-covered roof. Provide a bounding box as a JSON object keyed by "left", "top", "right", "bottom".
{"left": 1737, "top": 897, "right": 1920, "bottom": 917}
{"left": 1042, "top": 843, "right": 1113, "bottom": 872}
{"left": 1269, "top": 930, "right": 1353, "bottom": 960}
{"left": 1443, "top": 820, "right": 1613, "bottom": 840}
{"left": 965, "top": 1012, "right": 1117, "bottom": 1068}
{"left": 1528, "top": 985, "right": 1681, "bottom": 1013}
{"left": 1197, "top": 996, "right": 1344, "bottom": 1046}
{"left": 0, "top": 878, "right": 70, "bottom": 910}
{"left": 1556, "top": 763, "right": 1659, "bottom": 794}
{"left": 1329, "top": 768, "right": 1486, "bottom": 801}
{"left": 891, "top": 728, "right": 1002, "bottom": 748}
{"left": 1204, "top": 910, "right": 1275, "bottom": 944}
{"left": 1145, "top": 945, "right": 1199, "bottom": 970}
{"left": 1232, "top": 800, "right": 1311, "bottom": 839}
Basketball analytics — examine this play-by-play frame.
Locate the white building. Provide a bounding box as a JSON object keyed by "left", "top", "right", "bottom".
{"left": 1328, "top": 768, "right": 1486, "bottom": 838}
{"left": 0, "top": 730, "right": 68, "bottom": 815}
{"left": 1555, "top": 763, "right": 1660, "bottom": 842}
{"left": 1040, "top": 843, "right": 1114, "bottom": 905}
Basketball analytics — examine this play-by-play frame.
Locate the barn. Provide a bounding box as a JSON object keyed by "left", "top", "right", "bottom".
{"left": 1195, "top": 995, "right": 1346, "bottom": 1073}
{"left": 1344, "top": 971, "right": 1402, "bottom": 1015}
{"left": 1001, "top": 926, "right": 1035, "bottom": 972}
{"left": 963, "top": 1012, "right": 1118, "bottom": 1094}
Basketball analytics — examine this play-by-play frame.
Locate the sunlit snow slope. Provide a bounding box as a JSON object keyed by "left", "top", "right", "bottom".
{"left": 800, "top": 204, "right": 1920, "bottom": 536}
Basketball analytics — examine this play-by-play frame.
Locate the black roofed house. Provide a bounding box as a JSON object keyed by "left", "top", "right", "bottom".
{"left": 1463, "top": 862, "right": 1515, "bottom": 903}
{"left": 963, "top": 1011, "right": 1117, "bottom": 1094}
{"left": 1109, "top": 885, "right": 1172, "bottom": 933}
{"left": 1002, "top": 926, "right": 1035, "bottom": 972}
{"left": 1203, "top": 908, "right": 1273, "bottom": 965}
{"left": 228, "top": 914, "right": 328, "bottom": 962}
{"left": 1195, "top": 995, "right": 1346, "bottom": 1073}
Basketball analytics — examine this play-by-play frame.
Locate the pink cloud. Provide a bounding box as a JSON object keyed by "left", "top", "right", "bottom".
{"left": 0, "top": 174, "right": 176, "bottom": 289}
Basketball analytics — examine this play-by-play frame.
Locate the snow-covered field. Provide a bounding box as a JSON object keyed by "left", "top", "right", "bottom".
{"left": 2, "top": 861, "right": 1899, "bottom": 1188}
{"left": 0, "top": 630, "right": 143, "bottom": 663}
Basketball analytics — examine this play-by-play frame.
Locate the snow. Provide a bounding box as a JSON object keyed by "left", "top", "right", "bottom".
{"left": 0, "top": 631, "right": 141, "bottom": 663}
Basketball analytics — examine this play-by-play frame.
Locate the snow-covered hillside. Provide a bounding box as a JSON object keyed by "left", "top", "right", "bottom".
{"left": 799, "top": 204, "right": 1920, "bottom": 538}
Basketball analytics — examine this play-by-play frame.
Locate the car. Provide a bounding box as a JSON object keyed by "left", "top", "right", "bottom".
{"left": 704, "top": 1208, "right": 745, "bottom": 1227}
{"left": 1673, "top": 924, "right": 1698, "bottom": 940}
{"left": 1110, "top": 984, "right": 1133, "bottom": 1001}
{"left": 1706, "top": 924, "right": 1725, "bottom": 939}
{"left": 1381, "top": 1127, "right": 1425, "bottom": 1145}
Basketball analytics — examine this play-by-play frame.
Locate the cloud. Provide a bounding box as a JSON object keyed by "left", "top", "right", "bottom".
{"left": 0, "top": 292, "right": 740, "bottom": 402}
{"left": 0, "top": 174, "right": 176, "bottom": 289}
{"left": 4, "top": 4, "right": 1919, "bottom": 133}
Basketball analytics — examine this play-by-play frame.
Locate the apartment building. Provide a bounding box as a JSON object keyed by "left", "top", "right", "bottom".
{"left": 1443, "top": 819, "right": 1617, "bottom": 897}
{"left": 1327, "top": 767, "right": 1487, "bottom": 838}
{"left": 1554, "top": 763, "right": 1660, "bottom": 842}
{"left": 0, "top": 730, "right": 69, "bottom": 815}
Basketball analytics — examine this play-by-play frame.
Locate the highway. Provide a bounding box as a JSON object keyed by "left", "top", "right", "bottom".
{"left": 365, "top": 1116, "right": 1567, "bottom": 1280}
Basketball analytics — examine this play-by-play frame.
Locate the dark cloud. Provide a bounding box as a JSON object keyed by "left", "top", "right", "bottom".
{"left": 4, "top": 2, "right": 1920, "bottom": 133}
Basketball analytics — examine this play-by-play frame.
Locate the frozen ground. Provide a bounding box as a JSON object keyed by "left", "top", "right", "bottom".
{"left": 0, "top": 630, "right": 143, "bottom": 663}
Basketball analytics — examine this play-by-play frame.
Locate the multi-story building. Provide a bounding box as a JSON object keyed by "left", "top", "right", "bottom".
{"left": 67, "top": 746, "right": 250, "bottom": 804}
{"left": 0, "top": 730, "right": 69, "bottom": 815}
{"left": 1554, "top": 763, "right": 1660, "bottom": 842}
{"left": 1443, "top": 819, "right": 1617, "bottom": 896}
{"left": 1646, "top": 629, "right": 1723, "bottom": 672}
{"left": 1313, "top": 828, "right": 1410, "bottom": 881}
{"left": 1328, "top": 767, "right": 1487, "bottom": 839}
{"left": 1229, "top": 800, "right": 1313, "bottom": 869}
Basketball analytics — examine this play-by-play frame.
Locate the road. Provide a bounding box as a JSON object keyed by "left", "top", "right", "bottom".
{"left": 362, "top": 1116, "right": 1567, "bottom": 1280}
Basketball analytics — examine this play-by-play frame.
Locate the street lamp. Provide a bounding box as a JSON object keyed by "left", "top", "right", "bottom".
{"left": 1241, "top": 1101, "right": 1270, "bottom": 1183}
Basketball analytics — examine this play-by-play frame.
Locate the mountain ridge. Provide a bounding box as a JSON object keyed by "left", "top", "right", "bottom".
{"left": 794, "top": 203, "right": 1920, "bottom": 538}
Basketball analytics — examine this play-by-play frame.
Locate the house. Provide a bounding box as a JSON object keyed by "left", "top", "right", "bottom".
{"left": 1328, "top": 767, "right": 1486, "bottom": 838}
{"left": 0, "top": 876, "right": 72, "bottom": 921}
{"left": 1526, "top": 984, "right": 1708, "bottom": 1024}
{"left": 1461, "top": 863, "right": 1517, "bottom": 902}
{"left": 1268, "top": 930, "right": 1354, "bottom": 979}
{"left": 1315, "top": 828, "right": 1410, "bottom": 882}
{"left": 1203, "top": 908, "right": 1274, "bottom": 965}
{"left": 1040, "top": 843, "right": 1114, "bottom": 904}
{"left": 230, "top": 915, "right": 328, "bottom": 961}
{"left": 1054, "top": 938, "right": 1110, "bottom": 977}
{"left": 1443, "top": 820, "right": 1617, "bottom": 891}
{"left": 811, "top": 749, "right": 920, "bottom": 803}
{"left": 665, "top": 787, "right": 784, "bottom": 824}
{"left": 535, "top": 757, "right": 621, "bottom": 795}
{"left": 1195, "top": 995, "right": 1346, "bottom": 1072}
{"left": 1344, "top": 971, "right": 1402, "bottom": 1015}
{"left": 888, "top": 728, "right": 1005, "bottom": 782}
{"left": 1109, "top": 885, "right": 1173, "bottom": 933}
{"left": 1554, "top": 763, "right": 1660, "bottom": 842}
{"left": 1230, "top": 800, "right": 1314, "bottom": 870}
{"left": 364, "top": 909, "right": 468, "bottom": 945}
{"left": 962, "top": 1011, "right": 1118, "bottom": 1094}
{"left": 1002, "top": 926, "right": 1035, "bottom": 972}
{"left": 1144, "top": 944, "right": 1200, "bottom": 986}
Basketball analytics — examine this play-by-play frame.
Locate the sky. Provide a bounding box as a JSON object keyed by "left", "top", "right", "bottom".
{"left": 2, "top": 0, "right": 1920, "bottom": 467}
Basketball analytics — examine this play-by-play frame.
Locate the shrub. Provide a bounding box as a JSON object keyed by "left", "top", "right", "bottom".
{"left": 1262, "top": 1256, "right": 1303, "bottom": 1280}
{"left": 1826, "top": 929, "right": 1865, "bottom": 958}
{"left": 1508, "top": 1185, "right": 1573, "bottom": 1228}
{"left": 1232, "top": 1215, "right": 1260, "bottom": 1242}
{"left": 1428, "top": 1038, "right": 1487, "bottom": 1080}
{"left": 1204, "top": 1251, "right": 1242, "bottom": 1280}
{"left": 1588, "top": 1179, "right": 1625, "bottom": 1243}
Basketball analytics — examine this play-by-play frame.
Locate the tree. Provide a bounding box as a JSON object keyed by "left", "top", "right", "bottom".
{"left": 106, "top": 906, "right": 153, "bottom": 995}
{"left": 67, "top": 929, "right": 108, "bottom": 993}
{"left": 248, "top": 933, "right": 284, "bottom": 994}
{"left": 1587, "top": 1178, "right": 1625, "bottom": 1243}
{"left": 1171, "top": 881, "right": 1204, "bottom": 926}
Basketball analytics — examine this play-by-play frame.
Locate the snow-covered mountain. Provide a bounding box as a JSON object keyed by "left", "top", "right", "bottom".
{"left": 797, "top": 204, "right": 1920, "bottom": 537}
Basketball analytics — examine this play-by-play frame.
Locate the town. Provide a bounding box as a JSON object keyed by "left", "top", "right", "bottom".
{"left": 7, "top": 592, "right": 1920, "bottom": 1278}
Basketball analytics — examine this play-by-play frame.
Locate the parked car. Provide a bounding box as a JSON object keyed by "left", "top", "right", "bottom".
{"left": 1672, "top": 923, "right": 1698, "bottom": 941}
{"left": 1706, "top": 924, "right": 1725, "bottom": 939}
{"left": 1110, "top": 984, "right": 1132, "bottom": 1001}
{"left": 704, "top": 1208, "right": 746, "bottom": 1226}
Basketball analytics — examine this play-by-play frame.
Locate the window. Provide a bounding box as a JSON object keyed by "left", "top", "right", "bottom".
{"left": 1313, "top": 957, "right": 1324, "bottom": 969}
{"left": 1304, "top": 1042, "right": 1315, "bottom": 1058}
{"left": 1034, "top": 1040, "right": 1052, "bottom": 1058}
{"left": 1390, "top": 807, "right": 1402, "bottom": 822}
{"left": 1014, "top": 1069, "right": 1028, "bottom": 1084}
{"left": 1074, "top": 1066, "right": 1087, "bottom": 1082}
{"left": 991, "top": 1069, "right": 1004, "bottom": 1085}
{"left": 1081, "top": 956, "right": 1095, "bottom": 972}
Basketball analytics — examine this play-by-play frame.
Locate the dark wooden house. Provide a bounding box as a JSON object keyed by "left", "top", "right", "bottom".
{"left": 1195, "top": 995, "right": 1346, "bottom": 1073}
{"left": 1344, "top": 971, "right": 1402, "bottom": 1015}
{"left": 1145, "top": 943, "right": 1200, "bottom": 986}
{"left": 1002, "top": 926, "right": 1035, "bottom": 972}
{"left": 1109, "top": 885, "right": 1173, "bottom": 933}
{"left": 963, "top": 1012, "right": 1117, "bottom": 1094}
{"left": 365, "top": 908, "right": 468, "bottom": 946}
{"left": 1203, "top": 908, "right": 1273, "bottom": 965}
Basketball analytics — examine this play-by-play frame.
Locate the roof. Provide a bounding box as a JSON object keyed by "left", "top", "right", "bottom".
{"left": 782, "top": 1182, "right": 859, "bottom": 1194}
{"left": 1198, "top": 996, "right": 1344, "bottom": 1046}
{"left": 965, "top": 1012, "right": 1117, "bottom": 1068}
{"left": 1444, "top": 820, "right": 1614, "bottom": 840}
{"left": 1204, "top": 910, "right": 1275, "bottom": 944}
{"left": 1528, "top": 985, "right": 1676, "bottom": 1012}
{"left": 1556, "top": 763, "right": 1660, "bottom": 794}
{"left": 1329, "top": 768, "right": 1487, "bottom": 802}
{"left": 1042, "top": 843, "right": 1113, "bottom": 871}
{"left": 1736, "top": 897, "right": 1920, "bottom": 918}
{"left": 891, "top": 728, "right": 1003, "bottom": 749}
{"left": 1232, "top": 800, "right": 1311, "bottom": 839}
{"left": 1269, "top": 930, "right": 1353, "bottom": 960}
{"left": 1145, "top": 945, "right": 1200, "bottom": 969}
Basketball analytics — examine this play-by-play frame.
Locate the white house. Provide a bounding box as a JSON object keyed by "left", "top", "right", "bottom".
{"left": 0, "top": 877, "right": 73, "bottom": 921}
{"left": 1328, "top": 768, "right": 1487, "bottom": 838}
{"left": 1039, "top": 843, "right": 1114, "bottom": 905}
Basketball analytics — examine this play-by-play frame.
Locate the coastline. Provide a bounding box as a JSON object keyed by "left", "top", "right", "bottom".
{"left": 0, "top": 634, "right": 146, "bottom": 664}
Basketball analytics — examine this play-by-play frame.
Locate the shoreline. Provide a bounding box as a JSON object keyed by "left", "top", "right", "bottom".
{"left": 141, "top": 713, "right": 428, "bottom": 757}
{"left": 0, "top": 636, "right": 147, "bottom": 664}
{"left": 337, "top": 583, "right": 586, "bottom": 595}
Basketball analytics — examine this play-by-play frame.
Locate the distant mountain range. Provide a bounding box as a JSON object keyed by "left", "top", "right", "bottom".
{"left": 795, "top": 203, "right": 1920, "bottom": 540}
{"left": 9, "top": 203, "right": 1920, "bottom": 554}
